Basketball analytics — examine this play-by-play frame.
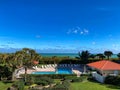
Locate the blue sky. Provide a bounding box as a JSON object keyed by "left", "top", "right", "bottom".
{"left": 0, "top": 0, "right": 120, "bottom": 53}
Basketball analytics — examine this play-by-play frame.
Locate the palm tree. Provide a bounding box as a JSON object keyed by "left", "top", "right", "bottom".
{"left": 15, "top": 51, "right": 25, "bottom": 67}
{"left": 0, "top": 53, "right": 3, "bottom": 64}
{"left": 78, "top": 50, "right": 90, "bottom": 64}
{"left": 22, "top": 48, "right": 39, "bottom": 67}
{"left": 2, "top": 53, "right": 9, "bottom": 65}
{"left": 0, "top": 48, "right": 41, "bottom": 81}
{"left": 104, "top": 51, "right": 113, "bottom": 60}
{"left": 117, "top": 53, "right": 120, "bottom": 60}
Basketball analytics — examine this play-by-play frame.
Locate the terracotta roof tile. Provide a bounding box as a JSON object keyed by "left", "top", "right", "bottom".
{"left": 87, "top": 60, "right": 120, "bottom": 70}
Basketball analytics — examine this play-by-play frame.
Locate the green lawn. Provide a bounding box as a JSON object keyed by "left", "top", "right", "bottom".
{"left": 0, "top": 81, "right": 12, "bottom": 90}
{"left": 2, "top": 79, "right": 119, "bottom": 90}
{"left": 70, "top": 81, "right": 120, "bottom": 90}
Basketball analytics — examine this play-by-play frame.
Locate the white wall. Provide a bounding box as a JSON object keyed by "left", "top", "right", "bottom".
{"left": 92, "top": 72, "right": 106, "bottom": 83}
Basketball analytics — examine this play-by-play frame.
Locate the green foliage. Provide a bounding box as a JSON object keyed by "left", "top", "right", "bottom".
{"left": 25, "top": 75, "right": 35, "bottom": 85}
{"left": 34, "top": 77, "right": 54, "bottom": 86}
{"left": 53, "top": 80, "right": 70, "bottom": 90}
{"left": 104, "top": 51, "right": 113, "bottom": 60}
{"left": 96, "top": 53, "right": 105, "bottom": 60}
{"left": 24, "top": 75, "right": 54, "bottom": 86}
{"left": 2, "top": 80, "right": 14, "bottom": 84}
{"left": 77, "top": 50, "right": 91, "bottom": 64}
{"left": 64, "top": 76, "right": 87, "bottom": 82}
{"left": 0, "top": 65, "right": 12, "bottom": 80}
{"left": 0, "top": 81, "right": 12, "bottom": 90}
{"left": 89, "top": 54, "right": 96, "bottom": 59}
{"left": 12, "top": 80, "right": 25, "bottom": 90}
{"left": 105, "top": 75, "right": 120, "bottom": 86}
{"left": 117, "top": 53, "right": 120, "bottom": 59}
{"left": 35, "top": 80, "right": 48, "bottom": 86}
{"left": 21, "top": 74, "right": 76, "bottom": 80}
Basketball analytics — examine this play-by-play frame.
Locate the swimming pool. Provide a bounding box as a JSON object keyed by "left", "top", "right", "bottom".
{"left": 32, "top": 68, "right": 73, "bottom": 74}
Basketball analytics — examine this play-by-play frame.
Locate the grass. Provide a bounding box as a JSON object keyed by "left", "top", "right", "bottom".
{"left": 0, "top": 81, "right": 12, "bottom": 90}
{"left": 70, "top": 80, "right": 120, "bottom": 90}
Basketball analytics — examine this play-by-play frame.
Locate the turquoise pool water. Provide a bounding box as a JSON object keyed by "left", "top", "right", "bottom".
{"left": 32, "top": 68, "right": 73, "bottom": 74}
{"left": 32, "top": 71, "right": 55, "bottom": 74}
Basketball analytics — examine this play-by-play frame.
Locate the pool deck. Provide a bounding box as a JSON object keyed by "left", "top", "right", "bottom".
{"left": 14, "top": 64, "right": 84, "bottom": 78}
{"left": 27, "top": 67, "right": 56, "bottom": 74}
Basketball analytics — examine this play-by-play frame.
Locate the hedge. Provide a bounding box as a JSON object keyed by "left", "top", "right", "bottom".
{"left": 12, "top": 80, "right": 25, "bottom": 90}
{"left": 64, "top": 76, "right": 87, "bottom": 82}
{"left": 52, "top": 80, "right": 70, "bottom": 90}
{"left": 104, "top": 75, "right": 120, "bottom": 86}
{"left": 25, "top": 76, "right": 54, "bottom": 86}
{"left": 21, "top": 74, "right": 76, "bottom": 79}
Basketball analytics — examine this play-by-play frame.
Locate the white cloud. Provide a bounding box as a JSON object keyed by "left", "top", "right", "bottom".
{"left": 36, "top": 35, "right": 41, "bottom": 38}
{"left": 7, "top": 41, "right": 15, "bottom": 44}
{"left": 73, "top": 29, "right": 79, "bottom": 34}
{"left": 67, "top": 30, "right": 71, "bottom": 34}
{"left": 80, "top": 29, "right": 89, "bottom": 35}
{"left": 92, "top": 42, "right": 96, "bottom": 45}
{"left": 67, "top": 26, "right": 89, "bottom": 35}
{"left": 0, "top": 44, "right": 9, "bottom": 48}
{"left": 84, "top": 29, "right": 89, "bottom": 33}
{"left": 112, "top": 44, "right": 120, "bottom": 51}
{"left": 80, "top": 31, "right": 84, "bottom": 34}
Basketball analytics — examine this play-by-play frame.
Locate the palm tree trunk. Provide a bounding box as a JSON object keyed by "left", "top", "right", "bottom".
{"left": 24, "top": 66, "right": 27, "bottom": 84}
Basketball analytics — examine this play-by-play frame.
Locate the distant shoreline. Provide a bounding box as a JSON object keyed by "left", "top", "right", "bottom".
{"left": 39, "top": 53, "right": 118, "bottom": 58}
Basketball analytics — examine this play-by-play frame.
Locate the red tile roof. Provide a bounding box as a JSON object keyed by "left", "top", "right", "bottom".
{"left": 33, "top": 60, "right": 39, "bottom": 64}
{"left": 87, "top": 60, "right": 120, "bottom": 70}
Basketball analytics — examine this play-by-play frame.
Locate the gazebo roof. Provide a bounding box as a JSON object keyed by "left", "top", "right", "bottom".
{"left": 33, "top": 60, "right": 39, "bottom": 64}
{"left": 87, "top": 60, "right": 120, "bottom": 70}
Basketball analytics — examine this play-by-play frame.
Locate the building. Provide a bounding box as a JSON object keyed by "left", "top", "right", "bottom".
{"left": 87, "top": 60, "right": 120, "bottom": 83}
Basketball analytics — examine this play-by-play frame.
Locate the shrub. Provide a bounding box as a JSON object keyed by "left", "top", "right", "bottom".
{"left": 12, "top": 80, "right": 25, "bottom": 90}
{"left": 33, "top": 76, "right": 54, "bottom": 86}
{"left": 64, "top": 76, "right": 87, "bottom": 82}
{"left": 2, "top": 80, "right": 14, "bottom": 84}
{"left": 105, "top": 75, "right": 120, "bottom": 86}
{"left": 25, "top": 76, "right": 35, "bottom": 85}
{"left": 53, "top": 80, "right": 70, "bottom": 90}
{"left": 62, "top": 80, "right": 70, "bottom": 87}
{"left": 35, "top": 80, "right": 48, "bottom": 85}
{"left": 21, "top": 74, "right": 76, "bottom": 79}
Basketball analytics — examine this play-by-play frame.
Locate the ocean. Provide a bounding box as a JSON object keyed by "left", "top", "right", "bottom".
{"left": 39, "top": 53, "right": 78, "bottom": 58}
{"left": 39, "top": 53, "right": 118, "bottom": 58}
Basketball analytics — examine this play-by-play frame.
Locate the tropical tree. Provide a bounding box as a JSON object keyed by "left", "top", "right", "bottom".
{"left": 0, "top": 53, "right": 15, "bottom": 80}
{"left": 89, "top": 54, "right": 96, "bottom": 59}
{"left": 19, "top": 48, "right": 41, "bottom": 84}
{"left": 104, "top": 51, "right": 113, "bottom": 60}
{"left": 117, "top": 53, "right": 120, "bottom": 60}
{"left": 2, "top": 53, "right": 9, "bottom": 65}
{"left": 0, "top": 48, "right": 41, "bottom": 80}
{"left": 77, "top": 50, "right": 90, "bottom": 64}
{"left": 14, "top": 51, "right": 25, "bottom": 67}
{"left": 21, "top": 48, "right": 41, "bottom": 67}
{"left": 0, "top": 65, "right": 12, "bottom": 80}
{"left": 100, "top": 54, "right": 106, "bottom": 60}
{"left": 96, "top": 53, "right": 105, "bottom": 60}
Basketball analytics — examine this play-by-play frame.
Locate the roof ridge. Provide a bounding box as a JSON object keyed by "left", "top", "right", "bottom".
{"left": 101, "top": 60, "right": 108, "bottom": 69}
